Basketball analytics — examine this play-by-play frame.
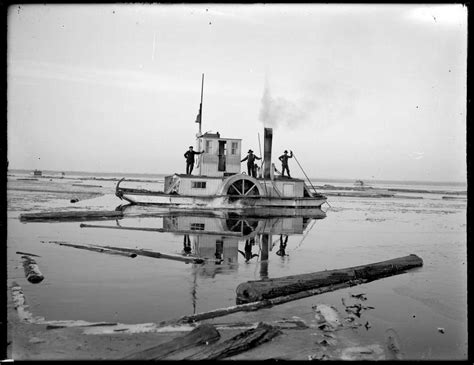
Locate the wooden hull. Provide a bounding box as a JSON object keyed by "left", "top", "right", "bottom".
{"left": 117, "top": 188, "right": 326, "bottom": 210}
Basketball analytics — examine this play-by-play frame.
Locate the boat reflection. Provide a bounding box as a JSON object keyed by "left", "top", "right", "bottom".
{"left": 113, "top": 204, "right": 326, "bottom": 280}
{"left": 78, "top": 205, "right": 327, "bottom": 315}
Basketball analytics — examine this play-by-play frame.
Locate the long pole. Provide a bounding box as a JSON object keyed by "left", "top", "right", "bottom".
{"left": 199, "top": 73, "right": 204, "bottom": 135}
{"left": 197, "top": 74, "right": 204, "bottom": 173}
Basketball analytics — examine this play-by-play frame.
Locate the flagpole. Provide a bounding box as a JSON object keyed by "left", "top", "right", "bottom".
{"left": 199, "top": 73, "right": 204, "bottom": 135}
{"left": 196, "top": 74, "right": 204, "bottom": 174}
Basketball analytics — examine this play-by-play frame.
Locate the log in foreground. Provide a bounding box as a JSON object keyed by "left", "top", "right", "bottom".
{"left": 236, "top": 254, "right": 423, "bottom": 304}
{"left": 19, "top": 210, "right": 123, "bottom": 222}
{"left": 21, "top": 256, "right": 44, "bottom": 283}
{"left": 165, "top": 279, "right": 366, "bottom": 326}
{"left": 185, "top": 322, "right": 281, "bottom": 360}
{"left": 123, "top": 324, "right": 220, "bottom": 360}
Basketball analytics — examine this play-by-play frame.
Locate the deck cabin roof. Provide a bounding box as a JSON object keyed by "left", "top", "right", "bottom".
{"left": 200, "top": 132, "right": 241, "bottom": 141}
{"left": 170, "top": 173, "right": 305, "bottom": 183}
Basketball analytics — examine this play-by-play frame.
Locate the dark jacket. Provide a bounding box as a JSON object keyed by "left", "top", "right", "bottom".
{"left": 184, "top": 150, "right": 202, "bottom": 163}
{"left": 241, "top": 153, "right": 261, "bottom": 166}
{"left": 279, "top": 152, "right": 293, "bottom": 166}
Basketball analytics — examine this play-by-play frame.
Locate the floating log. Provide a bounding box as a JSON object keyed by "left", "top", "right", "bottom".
{"left": 185, "top": 322, "right": 281, "bottom": 360}
{"left": 19, "top": 210, "right": 123, "bottom": 222}
{"left": 72, "top": 184, "right": 103, "bottom": 188}
{"left": 16, "top": 251, "right": 41, "bottom": 257}
{"left": 236, "top": 254, "right": 423, "bottom": 304}
{"left": 46, "top": 321, "right": 117, "bottom": 329}
{"left": 47, "top": 241, "right": 137, "bottom": 258}
{"left": 442, "top": 196, "right": 466, "bottom": 200}
{"left": 88, "top": 244, "right": 205, "bottom": 264}
{"left": 21, "top": 256, "right": 44, "bottom": 283}
{"left": 123, "top": 324, "right": 220, "bottom": 360}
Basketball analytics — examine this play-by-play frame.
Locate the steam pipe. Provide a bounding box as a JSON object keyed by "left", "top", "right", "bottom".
{"left": 263, "top": 128, "right": 273, "bottom": 179}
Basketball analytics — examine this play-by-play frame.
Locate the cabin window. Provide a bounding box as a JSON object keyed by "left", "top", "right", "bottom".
{"left": 192, "top": 181, "right": 207, "bottom": 189}
{"left": 231, "top": 142, "right": 238, "bottom": 155}
{"left": 190, "top": 223, "right": 205, "bottom": 231}
{"left": 205, "top": 140, "right": 213, "bottom": 153}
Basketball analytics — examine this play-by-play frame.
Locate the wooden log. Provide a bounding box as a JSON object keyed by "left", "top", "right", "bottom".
{"left": 46, "top": 321, "right": 117, "bottom": 329}
{"left": 16, "top": 251, "right": 41, "bottom": 257}
{"left": 88, "top": 244, "right": 205, "bottom": 264}
{"left": 47, "top": 241, "right": 137, "bottom": 258}
{"left": 72, "top": 184, "right": 103, "bottom": 188}
{"left": 165, "top": 279, "right": 366, "bottom": 326}
{"left": 123, "top": 324, "right": 220, "bottom": 360}
{"left": 19, "top": 210, "right": 123, "bottom": 222}
{"left": 21, "top": 256, "right": 44, "bottom": 283}
{"left": 185, "top": 322, "right": 281, "bottom": 360}
{"left": 236, "top": 254, "right": 423, "bottom": 304}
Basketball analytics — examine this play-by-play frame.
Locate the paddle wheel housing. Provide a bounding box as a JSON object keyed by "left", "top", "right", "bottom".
{"left": 218, "top": 174, "right": 265, "bottom": 202}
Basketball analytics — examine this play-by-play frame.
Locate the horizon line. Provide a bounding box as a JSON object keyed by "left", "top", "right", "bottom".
{"left": 7, "top": 167, "right": 467, "bottom": 185}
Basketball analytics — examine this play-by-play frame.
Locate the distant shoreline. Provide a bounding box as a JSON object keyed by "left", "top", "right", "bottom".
{"left": 7, "top": 169, "right": 466, "bottom": 187}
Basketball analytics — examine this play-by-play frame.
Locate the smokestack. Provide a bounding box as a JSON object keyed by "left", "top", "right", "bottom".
{"left": 263, "top": 127, "right": 273, "bottom": 179}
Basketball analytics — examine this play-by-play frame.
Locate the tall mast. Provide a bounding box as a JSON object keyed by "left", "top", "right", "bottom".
{"left": 200, "top": 73, "right": 204, "bottom": 134}
{"left": 196, "top": 74, "right": 204, "bottom": 174}
{"left": 197, "top": 73, "right": 204, "bottom": 135}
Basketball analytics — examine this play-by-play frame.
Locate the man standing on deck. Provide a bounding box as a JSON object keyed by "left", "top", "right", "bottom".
{"left": 279, "top": 150, "right": 293, "bottom": 178}
{"left": 241, "top": 149, "right": 261, "bottom": 178}
{"left": 184, "top": 146, "right": 204, "bottom": 175}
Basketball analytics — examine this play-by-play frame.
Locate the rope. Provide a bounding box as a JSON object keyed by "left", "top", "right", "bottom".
{"left": 292, "top": 152, "right": 319, "bottom": 195}
{"left": 291, "top": 152, "right": 332, "bottom": 208}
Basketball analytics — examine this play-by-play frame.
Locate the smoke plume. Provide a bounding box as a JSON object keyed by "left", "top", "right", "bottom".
{"left": 259, "top": 79, "right": 317, "bottom": 129}
{"left": 258, "top": 77, "right": 357, "bottom": 131}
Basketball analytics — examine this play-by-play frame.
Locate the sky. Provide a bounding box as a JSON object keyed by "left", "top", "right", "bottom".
{"left": 7, "top": 4, "right": 467, "bottom": 182}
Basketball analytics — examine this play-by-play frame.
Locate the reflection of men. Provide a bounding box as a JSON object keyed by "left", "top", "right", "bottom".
{"left": 241, "top": 150, "right": 261, "bottom": 178}
{"left": 239, "top": 238, "right": 259, "bottom": 262}
{"left": 276, "top": 235, "right": 288, "bottom": 256}
{"left": 278, "top": 150, "right": 293, "bottom": 178}
{"left": 182, "top": 235, "right": 192, "bottom": 255}
{"left": 215, "top": 240, "right": 224, "bottom": 264}
{"left": 184, "top": 146, "right": 204, "bottom": 175}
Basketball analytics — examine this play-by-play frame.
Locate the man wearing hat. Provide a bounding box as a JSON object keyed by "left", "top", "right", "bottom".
{"left": 184, "top": 146, "right": 204, "bottom": 175}
{"left": 241, "top": 149, "right": 261, "bottom": 178}
{"left": 278, "top": 150, "right": 293, "bottom": 178}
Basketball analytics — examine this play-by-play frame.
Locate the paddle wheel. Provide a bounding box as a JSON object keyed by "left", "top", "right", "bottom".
{"left": 219, "top": 174, "right": 264, "bottom": 203}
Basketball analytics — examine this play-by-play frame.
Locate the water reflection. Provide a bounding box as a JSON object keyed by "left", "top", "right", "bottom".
{"left": 276, "top": 235, "right": 289, "bottom": 257}
{"left": 239, "top": 238, "right": 259, "bottom": 263}
{"left": 116, "top": 205, "right": 327, "bottom": 281}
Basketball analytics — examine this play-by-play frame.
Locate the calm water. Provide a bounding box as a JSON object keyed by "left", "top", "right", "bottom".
{"left": 7, "top": 170, "right": 467, "bottom": 359}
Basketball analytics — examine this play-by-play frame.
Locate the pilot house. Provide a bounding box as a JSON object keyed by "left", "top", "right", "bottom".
{"left": 163, "top": 128, "right": 314, "bottom": 200}
{"left": 199, "top": 132, "right": 242, "bottom": 177}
